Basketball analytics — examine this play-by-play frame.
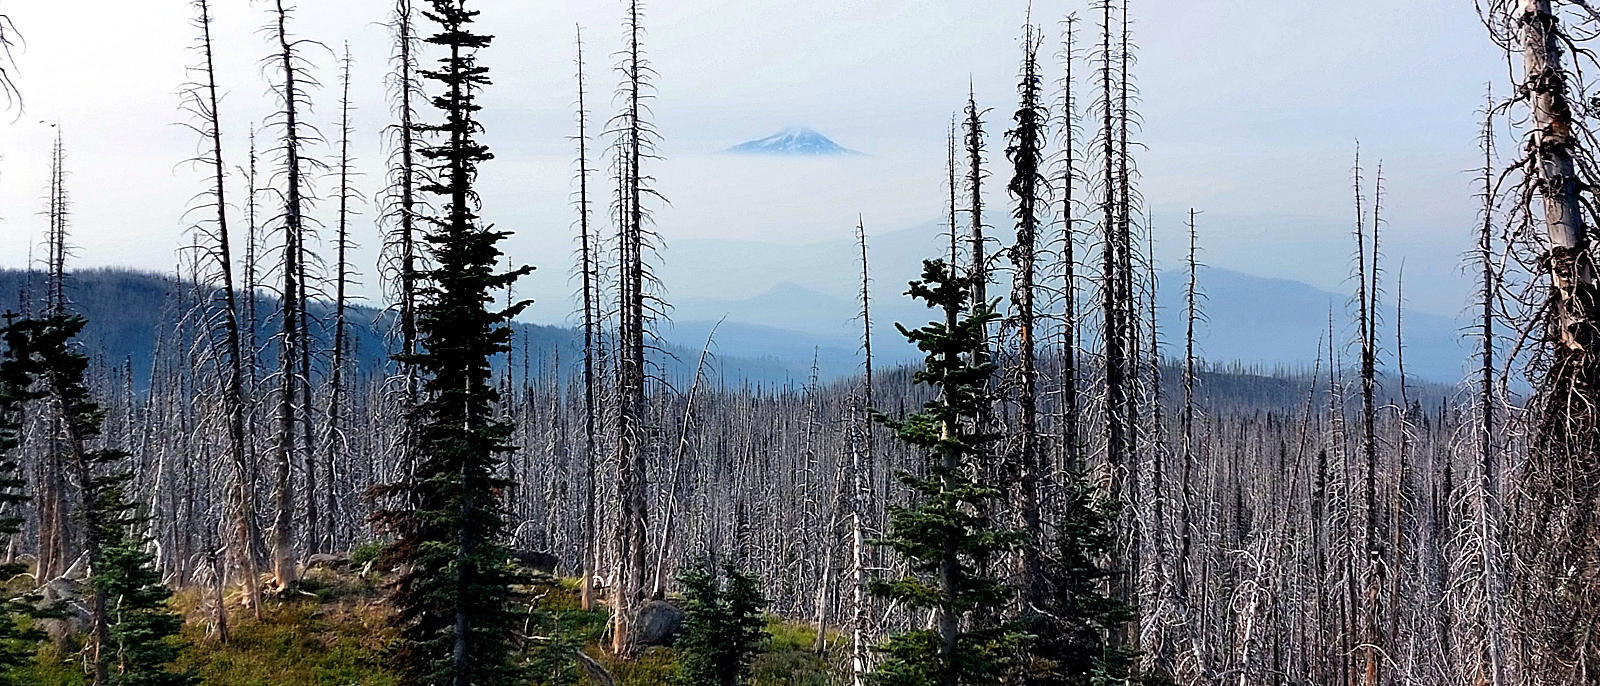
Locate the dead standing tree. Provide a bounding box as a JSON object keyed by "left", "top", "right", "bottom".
{"left": 1482, "top": 2, "right": 1600, "bottom": 682}
{"left": 36, "top": 132, "right": 70, "bottom": 585}
{"left": 324, "top": 43, "right": 361, "bottom": 553}
{"left": 180, "top": 0, "right": 262, "bottom": 618}
{"left": 1005, "top": 23, "right": 1048, "bottom": 607}
{"left": 379, "top": 0, "right": 426, "bottom": 496}
{"left": 572, "top": 24, "right": 602, "bottom": 613}
{"left": 1056, "top": 14, "right": 1084, "bottom": 480}
{"left": 264, "top": 0, "right": 323, "bottom": 590}
{"left": 1448, "top": 88, "right": 1510, "bottom": 686}
{"left": 609, "top": 0, "right": 666, "bottom": 655}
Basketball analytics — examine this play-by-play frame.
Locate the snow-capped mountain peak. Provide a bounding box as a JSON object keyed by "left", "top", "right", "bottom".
{"left": 725, "top": 126, "right": 859, "bottom": 156}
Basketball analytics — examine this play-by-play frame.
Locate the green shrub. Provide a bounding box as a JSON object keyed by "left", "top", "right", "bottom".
{"left": 676, "top": 560, "right": 770, "bottom": 686}
{"left": 351, "top": 542, "right": 384, "bottom": 569}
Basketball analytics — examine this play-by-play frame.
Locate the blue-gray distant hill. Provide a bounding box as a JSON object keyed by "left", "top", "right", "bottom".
{"left": 725, "top": 127, "right": 859, "bottom": 156}
{"left": 1, "top": 237, "right": 1471, "bottom": 390}
{"left": 0, "top": 269, "right": 808, "bottom": 390}
{"left": 667, "top": 223, "right": 1471, "bottom": 383}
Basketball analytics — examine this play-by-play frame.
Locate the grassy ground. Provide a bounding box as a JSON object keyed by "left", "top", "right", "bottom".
{"left": 12, "top": 567, "right": 840, "bottom": 686}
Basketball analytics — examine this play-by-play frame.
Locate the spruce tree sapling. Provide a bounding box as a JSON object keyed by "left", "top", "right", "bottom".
{"left": 676, "top": 559, "right": 770, "bottom": 686}
{"left": 868, "top": 260, "right": 1023, "bottom": 686}
{"left": 1023, "top": 474, "right": 1136, "bottom": 685}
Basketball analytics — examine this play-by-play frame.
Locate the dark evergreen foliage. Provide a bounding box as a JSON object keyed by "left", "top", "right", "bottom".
{"left": 377, "top": 0, "right": 533, "bottom": 683}
{"left": 868, "top": 260, "right": 1024, "bottom": 686}
{"left": 1020, "top": 474, "right": 1136, "bottom": 685}
{"left": 522, "top": 583, "right": 584, "bottom": 686}
{"left": 0, "top": 315, "right": 51, "bottom": 685}
{"left": 98, "top": 542, "right": 195, "bottom": 686}
{"left": 1005, "top": 24, "right": 1049, "bottom": 608}
{"left": 7, "top": 314, "right": 192, "bottom": 685}
{"left": 675, "top": 559, "right": 770, "bottom": 686}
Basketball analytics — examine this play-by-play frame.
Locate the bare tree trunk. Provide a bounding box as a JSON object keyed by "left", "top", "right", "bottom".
{"left": 189, "top": 0, "right": 262, "bottom": 617}
{"left": 851, "top": 219, "right": 876, "bottom": 684}
{"left": 386, "top": 0, "right": 423, "bottom": 493}
{"left": 1099, "top": 0, "right": 1131, "bottom": 583}
{"left": 37, "top": 133, "right": 68, "bottom": 584}
{"left": 573, "top": 25, "right": 600, "bottom": 613}
{"left": 612, "top": 0, "right": 652, "bottom": 653}
{"left": 1504, "top": 3, "right": 1600, "bottom": 681}
{"left": 1059, "top": 15, "right": 1082, "bottom": 477}
{"left": 1180, "top": 208, "right": 1198, "bottom": 600}
{"left": 1351, "top": 149, "right": 1383, "bottom": 686}
{"left": 325, "top": 43, "right": 355, "bottom": 554}
{"left": 270, "top": 0, "right": 308, "bottom": 590}
{"left": 1475, "top": 92, "right": 1509, "bottom": 686}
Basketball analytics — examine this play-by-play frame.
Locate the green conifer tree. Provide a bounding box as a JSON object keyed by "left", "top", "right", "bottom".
{"left": 1021, "top": 473, "right": 1136, "bottom": 685}
{"left": 869, "top": 260, "right": 1024, "bottom": 686}
{"left": 676, "top": 559, "right": 770, "bottom": 686}
{"left": 11, "top": 313, "right": 193, "bottom": 686}
{"left": 523, "top": 598, "right": 584, "bottom": 686}
{"left": 377, "top": 0, "right": 532, "bottom": 683}
{"left": 0, "top": 315, "right": 52, "bottom": 685}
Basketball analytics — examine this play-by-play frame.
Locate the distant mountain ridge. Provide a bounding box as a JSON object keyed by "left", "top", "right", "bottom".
{"left": 0, "top": 269, "right": 819, "bottom": 390}
{"left": 2, "top": 230, "right": 1472, "bottom": 391}
{"left": 725, "top": 126, "right": 859, "bottom": 156}
{"left": 667, "top": 223, "right": 1470, "bottom": 383}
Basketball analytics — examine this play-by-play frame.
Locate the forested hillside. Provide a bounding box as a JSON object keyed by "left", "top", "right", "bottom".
{"left": 0, "top": 1, "right": 1596, "bottom": 686}
{"left": 0, "top": 269, "right": 810, "bottom": 389}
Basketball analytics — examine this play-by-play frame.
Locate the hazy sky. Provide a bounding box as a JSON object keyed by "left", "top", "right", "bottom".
{"left": 0, "top": 0, "right": 1503, "bottom": 322}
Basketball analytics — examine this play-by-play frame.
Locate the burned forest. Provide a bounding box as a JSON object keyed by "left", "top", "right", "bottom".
{"left": 0, "top": 1, "right": 1595, "bottom": 685}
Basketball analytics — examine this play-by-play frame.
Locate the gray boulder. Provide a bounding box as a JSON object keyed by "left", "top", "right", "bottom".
{"left": 305, "top": 552, "right": 353, "bottom": 571}
{"left": 635, "top": 599, "right": 686, "bottom": 647}
{"left": 513, "top": 550, "right": 560, "bottom": 575}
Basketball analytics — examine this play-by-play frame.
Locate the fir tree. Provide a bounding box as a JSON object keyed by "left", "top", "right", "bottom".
{"left": 869, "top": 260, "right": 1024, "bottom": 686}
{"left": 523, "top": 598, "right": 584, "bottom": 686}
{"left": 1022, "top": 473, "right": 1136, "bottom": 685}
{"left": 378, "top": 0, "right": 533, "bottom": 683}
{"left": 0, "top": 315, "right": 52, "bottom": 685}
{"left": 99, "top": 541, "right": 193, "bottom": 686}
{"left": 11, "top": 314, "right": 192, "bottom": 686}
{"left": 676, "top": 559, "right": 770, "bottom": 686}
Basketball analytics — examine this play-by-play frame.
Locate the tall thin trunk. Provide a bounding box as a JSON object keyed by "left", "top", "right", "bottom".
{"left": 857, "top": 217, "right": 874, "bottom": 469}
{"left": 1099, "top": 0, "right": 1130, "bottom": 541}
{"left": 1180, "top": 209, "right": 1198, "bottom": 590}
{"left": 574, "top": 25, "right": 600, "bottom": 614}
{"left": 1475, "top": 90, "right": 1508, "bottom": 686}
{"left": 612, "top": 0, "right": 651, "bottom": 653}
{"left": 299, "top": 209, "right": 319, "bottom": 554}
{"left": 37, "top": 132, "right": 67, "bottom": 582}
{"left": 325, "top": 43, "right": 355, "bottom": 554}
{"left": 1352, "top": 148, "right": 1382, "bottom": 686}
{"left": 1059, "top": 14, "right": 1081, "bottom": 476}
{"left": 393, "top": 0, "right": 422, "bottom": 486}
{"left": 965, "top": 89, "right": 988, "bottom": 332}
{"left": 270, "top": 0, "right": 307, "bottom": 589}
{"left": 245, "top": 130, "right": 263, "bottom": 541}
{"left": 191, "top": 0, "right": 262, "bottom": 616}
{"left": 1007, "top": 25, "right": 1046, "bottom": 606}
{"left": 852, "top": 218, "right": 874, "bottom": 685}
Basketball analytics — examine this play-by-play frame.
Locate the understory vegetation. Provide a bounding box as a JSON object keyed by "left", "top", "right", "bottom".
{"left": 12, "top": 566, "right": 832, "bottom": 686}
